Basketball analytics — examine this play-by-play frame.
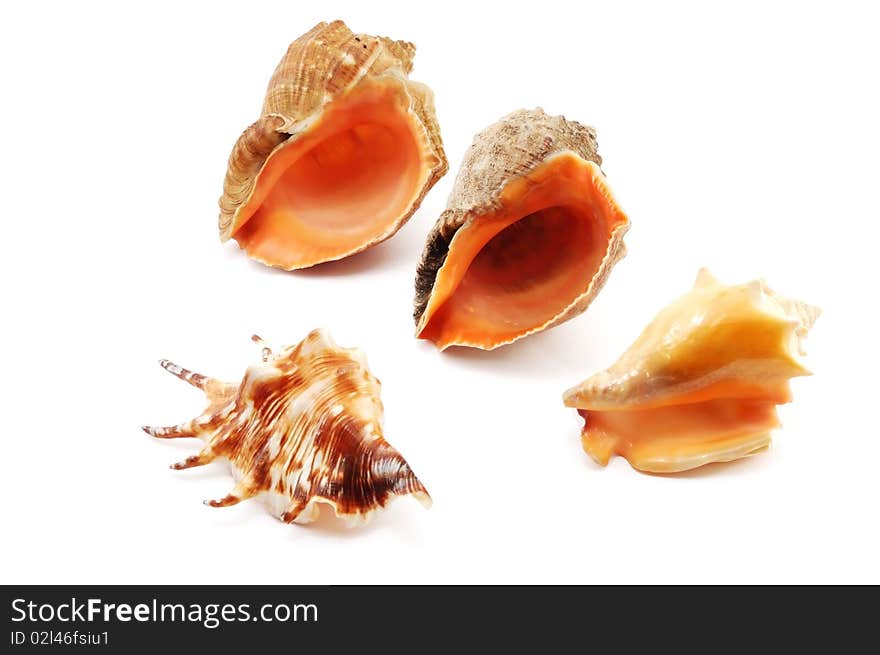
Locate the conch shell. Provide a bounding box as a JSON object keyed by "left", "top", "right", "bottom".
{"left": 219, "top": 20, "right": 447, "bottom": 269}
{"left": 142, "top": 330, "right": 431, "bottom": 526}
{"left": 563, "top": 269, "right": 820, "bottom": 473}
{"left": 414, "top": 108, "right": 630, "bottom": 350}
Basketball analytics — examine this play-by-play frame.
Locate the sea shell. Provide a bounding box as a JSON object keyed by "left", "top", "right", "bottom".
{"left": 219, "top": 20, "right": 447, "bottom": 269}
{"left": 563, "top": 269, "right": 820, "bottom": 473}
{"left": 142, "top": 330, "right": 431, "bottom": 526}
{"left": 413, "top": 108, "right": 630, "bottom": 350}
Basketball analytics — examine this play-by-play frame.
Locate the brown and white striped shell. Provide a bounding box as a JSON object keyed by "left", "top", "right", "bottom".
{"left": 219, "top": 20, "right": 447, "bottom": 269}
{"left": 414, "top": 108, "right": 630, "bottom": 350}
{"left": 142, "top": 330, "right": 431, "bottom": 526}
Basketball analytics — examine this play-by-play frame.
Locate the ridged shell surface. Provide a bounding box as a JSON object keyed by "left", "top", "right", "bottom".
{"left": 143, "top": 330, "right": 431, "bottom": 526}
{"left": 414, "top": 108, "right": 629, "bottom": 350}
{"left": 219, "top": 20, "right": 447, "bottom": 268}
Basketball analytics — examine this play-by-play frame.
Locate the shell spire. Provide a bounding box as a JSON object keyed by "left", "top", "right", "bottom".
{"left": 414, "top": 108, "right": 630, "bottom": 350}
{"left": 219, "top": 20, "right": 447, "bottom": 269}
{"left": 143, "top": 330, "right": 431, "bottom": 526}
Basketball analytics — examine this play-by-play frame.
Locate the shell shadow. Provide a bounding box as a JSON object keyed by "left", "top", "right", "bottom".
{"left": 294, "top": 239, "right": 408, "bottom": 277}
{"left": 299, "top": 505, "right": 382, "bottom": 537}
{"left": 289, "top": 498, "right": 427, "bottom": 540}
{"left": 204, "top": 496, "right": 271, "bottom": 530}
{"left": 228, "top": 245, "right": 385, "bottom": 279}
{"left": 641, "top": 450, "right": 772, "bottom": 479}
{"left": 227, "top": 219, "right": 427, "bottom": 279}
{"left": 436, "top": 319, "right": 609, "bottom": 381}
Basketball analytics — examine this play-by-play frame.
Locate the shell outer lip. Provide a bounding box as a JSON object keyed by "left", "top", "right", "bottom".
{"left": 414, "top": 122, "right": 629, "bottom": 351}
{"left": 217, "top": 20, "right": 447, "bottom": 267}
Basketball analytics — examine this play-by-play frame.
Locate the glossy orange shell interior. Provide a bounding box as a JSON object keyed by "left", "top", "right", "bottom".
{"left": 577, "top": 387, "right": 786, "bottom": 472}
{"left": 417, "top": 154, "right": 629, "bottom": 349}
{"left": 230, "top": 78, "right": 434, "bottom": 268}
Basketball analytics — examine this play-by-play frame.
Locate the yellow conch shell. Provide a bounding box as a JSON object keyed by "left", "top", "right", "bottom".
{"left": 563, "top": 269, "right": 820, "bottom": 473}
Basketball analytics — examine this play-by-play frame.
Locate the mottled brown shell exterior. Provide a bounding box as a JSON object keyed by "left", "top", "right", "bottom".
{"left": 219, "top": 20, "right": 446, "bottom": 241}
{"left": 143, "top": 330, "right": 431, "bottom": 526}
{"left": 414, "top": 108, "right": 624, "bottom": 326}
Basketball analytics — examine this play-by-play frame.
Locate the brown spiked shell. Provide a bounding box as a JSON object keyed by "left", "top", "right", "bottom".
{"left": 143, "top": 330, "right": 431, "bottom": 526}
{"left": 413, "top": 108, "right": 630, "bottom": 350}
{"left": 219, "top": 20, "right": 447, "bottom": 269}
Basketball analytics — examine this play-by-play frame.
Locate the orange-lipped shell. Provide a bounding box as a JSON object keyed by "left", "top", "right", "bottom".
{"left": 142, "top": 330, "right": 431, "bottom": 526}
{"left": 563, "top": 269, "right": 820, "bottom": 473}
{"left": 219, "top": 20, "right": 447, "bottom": 269}
{"left": 413, "top": 108, "right": 630, "bottom": 350}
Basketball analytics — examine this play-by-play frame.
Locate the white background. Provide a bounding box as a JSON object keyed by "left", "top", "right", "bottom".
{"left": 2, "top": 0, "right": 878, "bottom": 584}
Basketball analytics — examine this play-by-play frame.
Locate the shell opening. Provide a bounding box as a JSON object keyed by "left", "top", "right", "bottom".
{"left": 420, "top": 205, "right": 603, "bottom": 345}
{"left": 417, "top": 154, "right": 628, "bottom": 349}
{"left": 578, "top": 398, "right": 779, "bottom": 473}
{"left": 230, "top": 79, "right": 428, "bottom": 269}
